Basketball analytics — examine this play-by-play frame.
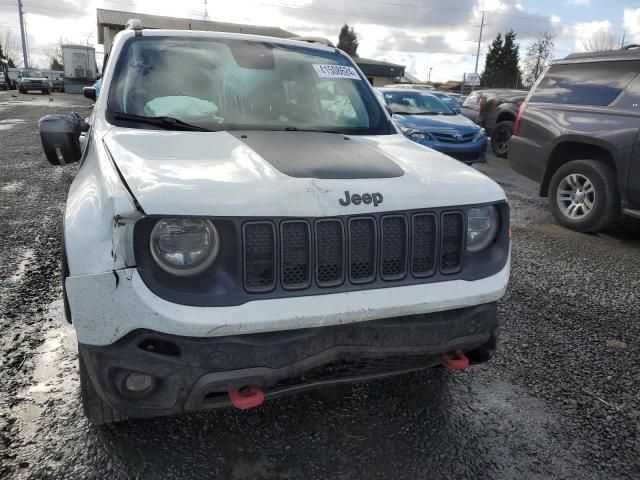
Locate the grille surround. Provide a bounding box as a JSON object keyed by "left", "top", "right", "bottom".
{"left": 243, "top": 221, "right": 277, "bottom": 293}
{"left": 280, "top": 220, "right": 312, "bottom": 290}
{"left": 380, "top": 215, "right": 409, "bottom": 281}
{"left": 315, "top": 219, "right": 346, "bottom": 288}
{"left": 348, "top": 217, "right": 377, "bottom": 284}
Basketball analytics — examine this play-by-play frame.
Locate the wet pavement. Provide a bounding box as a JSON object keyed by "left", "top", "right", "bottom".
{"left": 0, "top": 90, "right": 638, "bottom": 479}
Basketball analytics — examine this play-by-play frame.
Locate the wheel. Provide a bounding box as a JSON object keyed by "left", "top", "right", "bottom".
{"left": 491, "top": 121, "right": 514, "bottom": 158}
{"left": 549, "top": 159, "right": 619, "bottom": 232}
{"left": 79, "top": 353, "right": 126, "bottom": 425}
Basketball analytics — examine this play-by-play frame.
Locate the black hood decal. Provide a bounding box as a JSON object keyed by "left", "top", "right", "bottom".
{"left": 232, "top": 131, "right": 404, "bottom": 179}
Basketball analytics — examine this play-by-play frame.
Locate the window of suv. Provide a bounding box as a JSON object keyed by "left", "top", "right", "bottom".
{"left": 529, "top": 60, "right": 640, "bottom": 106}
{"left": 107, "top": 36, "right": 391, "bottom": 135}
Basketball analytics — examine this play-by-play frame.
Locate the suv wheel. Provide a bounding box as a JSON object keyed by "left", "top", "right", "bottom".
{"left": 549, "top": 159, "right": 619, "bottom": 232}
{"left": 79, "top": 354, "right": 126, "bottom": 425}
{"left": 490, "top": 121, "right": 514, "bottom": 158}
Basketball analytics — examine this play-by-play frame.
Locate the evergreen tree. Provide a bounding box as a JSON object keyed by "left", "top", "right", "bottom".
{"left": 337, "top": 24, "right": 359, "bottom": 57}
{"left": 481, "top": 31, "right": 523, "bottom": 88}
{"left": 481, "top": 33, "right": 503, "bottom": 87}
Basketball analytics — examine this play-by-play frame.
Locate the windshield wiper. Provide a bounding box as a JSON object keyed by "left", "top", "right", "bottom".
{"left": 112, "top": 112, "right": 212, "bottom": 132}
{"left": 283, "top": 126, "right": 344, "bottom": 134}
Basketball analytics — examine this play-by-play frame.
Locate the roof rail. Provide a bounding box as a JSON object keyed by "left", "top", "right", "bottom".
{"left": 290, "top": 36, "right": 335, "bottom": 47}
{"left": 623, "top": 44, "right": 639, "bottom": 50}
{"left": 125, "top": 18, "right": 143, "bottom": 36}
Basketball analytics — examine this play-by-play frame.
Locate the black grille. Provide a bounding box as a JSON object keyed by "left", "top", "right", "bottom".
{"left": 281, "top": 221, "right": 311, "bottom": 289}
{"left": 381, "top": 215, "right": 408, "bottom": 280}
{"left": 349, "top": 217, "right": 376, "bottom": 283}
{"left": 241, "top": 211, "right": 467, "bottom": 292}
{"left": 449, "top": 151, "right": 481, "bottom": 162}
{"left": 431, "top": 131, "right": 476, "bottom": 143}
{"left": 441, "top": 212, "right": 465, "bottom": 274}
{"left": 412, "top": 213, "right": 437, "bottom": 277}
{"left": 243, "top": 222, "right": 276, "bottom": 292}
{"left": 315, "top": 220, "right": 345, "bottom": 287}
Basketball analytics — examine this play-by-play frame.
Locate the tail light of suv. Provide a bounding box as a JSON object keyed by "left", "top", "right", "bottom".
{"left": 514, "top": 101, "right": 527, "bottom": 136}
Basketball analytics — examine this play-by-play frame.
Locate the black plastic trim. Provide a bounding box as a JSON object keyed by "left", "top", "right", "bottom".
{"left": 132, "top": 202, "right": 509, "bottom": 307}
{"left": 242, "top": 221, "right": 277, "bottom": 293}
{"left": 440, "top": 211, "right": 465, "bottom": 275}
{"left": 314, "top": 219, "right": 346, "bottom": 288}
{"left": 348, "top": 216, "right": 377, "bottom": 284}
{"left": 380, "top": 214, "right": 409, "bottom": 281}
{"left": 410, "top": 212, "right": 438, "bottom": 278}
{"left": 280, "top": 220, "right": 312, "bottom": 290}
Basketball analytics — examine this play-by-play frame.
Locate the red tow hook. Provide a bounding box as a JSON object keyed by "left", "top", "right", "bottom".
{"left": 441, "top": 350, "right": 470, "bottom": 370}
{"left": 228, "top": 387, "right": 265, "bottom": 410}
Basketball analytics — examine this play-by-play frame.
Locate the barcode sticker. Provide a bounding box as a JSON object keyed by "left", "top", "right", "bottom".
{"left": 312, "top": 64, "right": 361, "bottom": 80}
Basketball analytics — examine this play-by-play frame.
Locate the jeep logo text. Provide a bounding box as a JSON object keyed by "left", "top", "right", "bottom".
{"left": 339, "top": 191, "right": 383, "bottom": 207}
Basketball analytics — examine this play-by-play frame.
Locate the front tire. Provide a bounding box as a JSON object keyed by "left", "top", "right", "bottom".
{"left": 79, "top": 353, "right": 126, "bottom": 425}
{"left": 491, "top": 121, "right": 514, "bottom": 158}
{"left": 548, "top": 159, "right": 619, "bottom": 232}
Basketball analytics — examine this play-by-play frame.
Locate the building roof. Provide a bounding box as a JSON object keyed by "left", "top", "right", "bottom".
{"left": 355, "top": 57, "right": 405, "bottom": 78}
{"left": 97, "top": 8, "right": 297, "bottom": 44}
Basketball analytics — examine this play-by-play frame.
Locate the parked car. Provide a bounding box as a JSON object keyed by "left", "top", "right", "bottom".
{"left": 384, "top": 83, "right": 436, "bottom": 90}
{"left": 7, "top": 68, "right": 18, "bottom": 89}
{"left": 474, "top": 89, "right": 526, "bottom": 158}
{"left": 16, "top": 68, "right": 50, "bottom": 94}
{"left": 38, "top": 23, "right": 510, "bottom": 425}
{"left": 446, "top": 92, "right": 467, "bottom": 106}
{"left": 378, "top": 87, "right": 488, "bottom": 164}
{"left": 510, "top": 45, "right": 640, "bottom": 232}
{"left": 460, "top": 90, "right": 482, "bottom": 123}
{"left": 431, "top": 91, "right": 462, "bottom": 113}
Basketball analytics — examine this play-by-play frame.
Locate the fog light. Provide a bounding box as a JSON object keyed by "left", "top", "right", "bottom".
{"left": 124, "top": 373, "right": 153, "bottom": 392}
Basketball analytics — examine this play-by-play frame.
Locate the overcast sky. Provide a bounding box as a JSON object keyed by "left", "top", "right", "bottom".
{"left": 0, "top": 0, "right": 639, "bottom": 82}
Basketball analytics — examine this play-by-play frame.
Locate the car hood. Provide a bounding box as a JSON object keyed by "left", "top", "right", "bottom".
{"left": 103, "top": 128, "right": 504, "bottom": 217}
{"left": 393, "top": 113, "right": 479, "bottom": 132}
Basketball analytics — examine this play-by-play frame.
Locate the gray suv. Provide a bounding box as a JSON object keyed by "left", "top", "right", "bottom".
{"left": 510, "top": 46, "right": 640, "bottom": 232}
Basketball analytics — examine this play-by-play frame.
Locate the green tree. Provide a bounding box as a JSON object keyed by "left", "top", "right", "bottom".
{"left": 481, "top": 31, "right": 523, "bottom": 88}
{"left": 337, "top": 24, "right": 359, "bottom": 57}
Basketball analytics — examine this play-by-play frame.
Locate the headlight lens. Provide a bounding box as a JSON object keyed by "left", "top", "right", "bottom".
{"left": 475, "top": 128, "right": 487, "bottom": 141}
{"left": 400, "top": 127, "right": 431, "bottom": 142}
{"left": 150, "top": 218, "right": 219, "bottom": 275}
{"left": 467, "top": 206, "right": 499, "bottom": 252}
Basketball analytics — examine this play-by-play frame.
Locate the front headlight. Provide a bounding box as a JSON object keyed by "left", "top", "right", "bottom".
{"left": 467, "top": 206, "right": 499, "bottom": 252}
{"left": 475, "top": 128, "right": 487, "bottom": 141}
{"left": 400, "top": 127, "right": 431, "bottom": 142}
{"left": 150, "top": 218, "right": 219, "bottom": 275}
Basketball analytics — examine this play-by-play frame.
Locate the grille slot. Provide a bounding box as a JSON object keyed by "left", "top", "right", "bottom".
{"left": 430, "top": 131, "right": 475, "bottom": 143}
{"left": 348, "top": 217, "right": 377, "bottom": 284}
{"left": 281, "top": 221, "right": 311, "bottom": 290}
{"left": 411, "top": 213, "right": 437, "bottom": 277}
{"left": 315, "top": 219, "right": 345, "bottom": 287}
{"left": 380, "top": 215, "right": 408, "bottom": 280}
{"left": 440, "top": 212, "right": 465, "bottom": 274}
{"left": 243, "top": 222, "right": 276, "bottom": 292}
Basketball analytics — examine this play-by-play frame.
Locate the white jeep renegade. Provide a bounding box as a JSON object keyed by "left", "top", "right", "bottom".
{"left": 39, "top": 20, "right": 510, "bottom": 425}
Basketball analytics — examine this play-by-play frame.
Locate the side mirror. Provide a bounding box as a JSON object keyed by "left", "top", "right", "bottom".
{"left": 39, "top": 113, "right": 86, "bottom": 165}
{"left": 83, "top": 87, "right": 97, "bottom": 101}
{"left": 96, "top": 74, "right": 102, "bottom": 80}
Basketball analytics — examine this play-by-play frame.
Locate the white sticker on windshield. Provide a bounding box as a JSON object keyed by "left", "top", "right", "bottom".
{"left": 312, "top": 64, "right": 361, "bottom": 80}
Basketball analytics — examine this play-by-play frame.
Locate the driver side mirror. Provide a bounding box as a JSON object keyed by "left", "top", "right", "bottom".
{"left": 39, "top": 113, "right": 89, "bottom": 166}
{"left": 83, "top": 87, "right": 97, "bottom": 101}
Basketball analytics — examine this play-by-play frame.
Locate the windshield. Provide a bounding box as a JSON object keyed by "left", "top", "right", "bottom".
{"left": 434, "top": 93, "right": 460, "bottom": 109}
{"left": 22, "top": 70, "right": 43, "bottom": 77}
{"left": 382, "top": 91, "right": 455, "bottom": 115}
{"left": 107, "top": 37, "right": 391, "bottom": 135}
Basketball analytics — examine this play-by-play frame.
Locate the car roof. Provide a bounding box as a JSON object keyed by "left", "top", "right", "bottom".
{"left": 378, "top": 87, "right": 436, "bottom": 95}
{"left": 558, "top": 45, "right": 640, "bottom": 64}
{"left": 127, "top": 28, "right": 338, "bottom": 53}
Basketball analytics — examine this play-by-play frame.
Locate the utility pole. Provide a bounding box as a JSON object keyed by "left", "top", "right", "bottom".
{"left": 17, "top": 0, "right": 29, "bottom": 68}
{"left": 428, "top": 67, "right": 432, "bottom": 83}
{"left": 474, "top": 11, "right": 485, "bottom": 74}
{"left": 204, "top": 0, "right": 209, "bottom": 21}
{"left": 621, "top": 30, "right": 625, "bottom": 48}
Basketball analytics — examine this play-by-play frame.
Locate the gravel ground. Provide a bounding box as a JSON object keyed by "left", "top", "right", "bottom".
{"left": 0, "top": 90, "right": 638, "bottom": 479}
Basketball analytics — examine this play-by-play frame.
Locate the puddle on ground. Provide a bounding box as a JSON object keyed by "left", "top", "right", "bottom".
{"left": 12, "top": 299, "right": 77, "bottom": 440}
{"left": 1, "top": 181, "right": 23, "bottom": 193}
{"left": 9, "top": 248, "right": 34, "bottom": 284}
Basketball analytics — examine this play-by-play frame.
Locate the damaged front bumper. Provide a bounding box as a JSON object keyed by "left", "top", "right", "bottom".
{"left": 79, "top": 303, "right": 499, "bottom": 419}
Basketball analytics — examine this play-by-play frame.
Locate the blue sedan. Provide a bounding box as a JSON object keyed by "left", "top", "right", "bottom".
{"left": 378, "top": 88, "right": 487, "bottom": 164}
